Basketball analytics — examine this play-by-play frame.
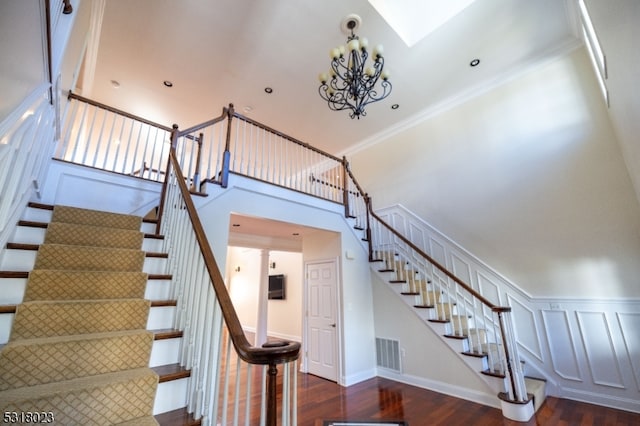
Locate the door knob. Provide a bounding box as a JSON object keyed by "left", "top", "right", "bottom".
{"left": 330, "top": 323, "right": 336, "bottom": 328}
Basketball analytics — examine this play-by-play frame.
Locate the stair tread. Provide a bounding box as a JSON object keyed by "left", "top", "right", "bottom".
{"left": 117, "top": 415, "right": 160, "bottom": 426}
{"left": 152, "top": 363, "right": 191, "bottom": 383}
{"left": 152, "top": 329, "right": 183, "bottom": 340}
{"left": 155, "top": 408, "right": 200, "bottom": 426}
{"left": 0, "top": 271, "right": 29, "bottom": 278}
{"left": 17, "top": 220, "right": 48, "bottom": 228}
{"left": 27, "top": 202, "right": 54, "bottom": 211}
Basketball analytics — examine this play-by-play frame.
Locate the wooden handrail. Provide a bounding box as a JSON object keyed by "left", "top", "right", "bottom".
{"left": 177, "top": 107, "right": 228, "bottom": 136}
{"left": 231, "top": 111, "right": 342, "bottom": 162}
{"left": 167, "top": 147, "right": 300, "bottom": 365}
{"left": 68, "top": 91, "right": 173, "bottom": 132}
{"left": 344, "top": 160, "right": 368, "bottom": 199}
{"left": 368, "top": 206, "right": 509, "bottom": 312}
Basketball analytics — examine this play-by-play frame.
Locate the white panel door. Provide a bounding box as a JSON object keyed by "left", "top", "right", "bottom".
{"left": 306, "top": 260, "right": 338, "bottom": 381}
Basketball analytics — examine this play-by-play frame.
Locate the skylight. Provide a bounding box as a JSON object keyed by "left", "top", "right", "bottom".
{"left": 368, "top": 0, "right": 478, "bottom": 47}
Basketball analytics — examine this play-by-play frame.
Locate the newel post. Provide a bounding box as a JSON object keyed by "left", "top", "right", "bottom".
{"left": 342, "top": 156, "right": 350, "bottom": 218}
{"left": 155, "top": 124, "right": 179, "bottom": 234}
{"left": 364, "top": 193, "right": 374, "bottom": 261}
{"left": 220, "top": 104, "right": 234, "bottom": 188}
{"left": 190, "top": 132, "right": 203, "bottom": 192}
{"left": 266, "top": 363, "right": 278, "bottom": 426}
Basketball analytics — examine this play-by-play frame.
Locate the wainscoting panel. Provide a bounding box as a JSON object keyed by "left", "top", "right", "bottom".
{"left": 476, "top": 271, "right": 502, "bottom": 306}
{"left": 541, "top": 309, "right": 583, "bottom": 381}
{"left": 428, "top": 237, "right": 447, "bottom": 267}
{"left": 507, "top": 294, "right": 543, "bottom": 362}
{"left": 450, "top": 251, "right": 472, "bottom": 286}
{"left": 617, "top": 312, "right": 640, "bottom": 391}
{"left": 576, "top": 311, "right": 625, "bottom": 389}
{"left": 377, "top": 204, "right": 640, "bottom": 412}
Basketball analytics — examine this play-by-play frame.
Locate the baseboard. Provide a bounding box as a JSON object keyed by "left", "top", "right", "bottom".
{"left": 561, "top": 387, "right": 640, "bottom": 414}
{"left": 376, "top": 368, "right": 500, "bottom": 409}
{"left": 342, "top": 368, "right": 377, "bottom": 387}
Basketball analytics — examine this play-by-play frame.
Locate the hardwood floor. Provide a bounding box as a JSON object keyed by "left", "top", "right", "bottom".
{"left": 157, "top": 372, "right": 640, "bottom": 425}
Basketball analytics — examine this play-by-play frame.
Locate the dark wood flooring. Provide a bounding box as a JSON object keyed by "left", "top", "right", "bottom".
{"left": 157, "top": 372, "right": 640, "bottom": 425}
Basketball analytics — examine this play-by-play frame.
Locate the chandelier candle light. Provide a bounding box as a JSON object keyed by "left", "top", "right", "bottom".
{"left": 318, "top": 14, "right": 392, "bottom": 119}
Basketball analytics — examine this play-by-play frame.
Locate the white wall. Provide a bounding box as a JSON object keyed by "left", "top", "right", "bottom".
{"left": 227, "top": 247, "right": 303, "bottom": 342}
{"left": 39, "top": 160, "right": 162, "bottom": 215}
{"left": 350, "top": 49, "right": 640, "bottom": 299}
{"left": 0, "top": 0, "right": 47, "bottom": 121}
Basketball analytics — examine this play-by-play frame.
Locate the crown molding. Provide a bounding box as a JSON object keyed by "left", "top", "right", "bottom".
{"left": 339, "top": 36, "right": 583, "bottom": 159}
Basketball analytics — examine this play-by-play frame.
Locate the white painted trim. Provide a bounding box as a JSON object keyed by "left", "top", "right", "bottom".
{"left": 560, "top": 386, "right": 640, "bottom": 414}
{"left": 342, "top": 368, "right": 377, "bottom": 387}
{"left": 376, "top": 369, "right": 500, "bottom": 409}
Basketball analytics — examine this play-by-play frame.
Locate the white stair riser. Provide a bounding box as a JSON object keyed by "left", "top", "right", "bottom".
{"left": 145, "top": 279, "right": 172, "bottom": 300}
{"left": 0, "top": 250, "right": 36, "bottom": 271}
{"left": 147, "top": 306, "right": 176, "bottom": 330}
{"left": 153, "top": 377, "right": 189, "bottom": 415}
{"left": 22, "top": 208, "right": 52, "bottom": 223}
{"left": 144, "top": 257, "right": 168, "bottom": 275}
{"left": 10, "top": 227, "right": 45, "bottom": 245}
{"left": 149, "top": 338, "right": 182, "bottom": 367}
{"left": 0, "top": 314, "right": 13, "bottom": 344}
{"left": 0, "top": 278, "right": 27, "bottom": 305}
{"left": 142, "top": 238, "right": 164, "bottom": 252}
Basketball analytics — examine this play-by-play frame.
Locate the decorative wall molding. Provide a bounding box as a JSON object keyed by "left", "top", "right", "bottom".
{"left": 377, "top": 203, "right": 640, "bottom": 413}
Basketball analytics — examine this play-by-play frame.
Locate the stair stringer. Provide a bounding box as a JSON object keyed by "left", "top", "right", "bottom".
{"left": 369, "top": 264, "right": 507, "bottom": 400}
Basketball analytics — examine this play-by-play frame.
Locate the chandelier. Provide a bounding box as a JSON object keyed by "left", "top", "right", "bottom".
{"left": 318, "top": 15, "right": 392, "bottom": 119}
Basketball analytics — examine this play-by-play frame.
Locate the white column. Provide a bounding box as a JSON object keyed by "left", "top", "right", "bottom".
{"left": 255, "top": 249, "right": 270, "bottom": 346}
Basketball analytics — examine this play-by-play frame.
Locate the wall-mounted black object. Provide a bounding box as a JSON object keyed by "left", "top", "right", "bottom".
{"left": 268, "top": 274, "right": 285, "bottom": 300}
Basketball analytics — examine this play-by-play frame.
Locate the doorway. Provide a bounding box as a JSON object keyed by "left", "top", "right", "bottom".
{"left": 304, "top": 259, "right": 339, "bottom": 382}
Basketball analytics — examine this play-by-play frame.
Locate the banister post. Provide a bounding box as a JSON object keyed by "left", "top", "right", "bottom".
{"left": 342, "top": 157, "right": 350, "bottom": 218}
{"left": 190, "top": 132, "right": 203, "bottom": 192}
{"left": 266, "top": 363, "right": 278, "bottom": 426}
{"left": 364, "top": 193, "right": 374, "bottom": 262}
{"left": 220, "top": 104, "right": 234, "bottom": 188}
{"left": 156, "top": 124, "right": 179, "bottom": 234}
{"left": 497, "top": 310, "right": 527, "bottom": 402}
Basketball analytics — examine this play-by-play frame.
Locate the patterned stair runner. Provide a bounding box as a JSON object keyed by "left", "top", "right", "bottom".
{"left": 0, "top": 205, "right": 159, "bottom": 425}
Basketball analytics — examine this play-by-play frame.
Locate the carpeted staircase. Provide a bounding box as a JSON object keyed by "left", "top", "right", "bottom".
{"left": 0, "top": 206, "right": 159, "bottom": 425}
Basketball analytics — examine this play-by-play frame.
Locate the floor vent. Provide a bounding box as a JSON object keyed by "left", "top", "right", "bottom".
{"left": 376, "top": 337, "right": 402, "bottom": 372}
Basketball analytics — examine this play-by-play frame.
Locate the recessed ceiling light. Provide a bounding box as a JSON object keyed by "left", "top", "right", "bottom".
{"left": 391, "top": 104, "right": 399, "bottom": 110}
{"left": 163, "top": 80, "right": 173, "bottom": 87}
{"left": 243, "top": 106, "right": 253, "bottom": 114}
{"left": 469, "top": 58, "right": 480, "bottom": 67}
{"left": 110, "top": 80, "right": 120, "bottom": 88}
{"left": 264, "top": 87, "right": 273, "bottom": 94}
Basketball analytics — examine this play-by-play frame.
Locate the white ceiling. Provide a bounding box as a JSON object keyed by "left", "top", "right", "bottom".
{"left": 87, "top": 0, "right": 581, "bottom": 157}
{"left": 83, "top": 0, "right": 640, "bottom": 241}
